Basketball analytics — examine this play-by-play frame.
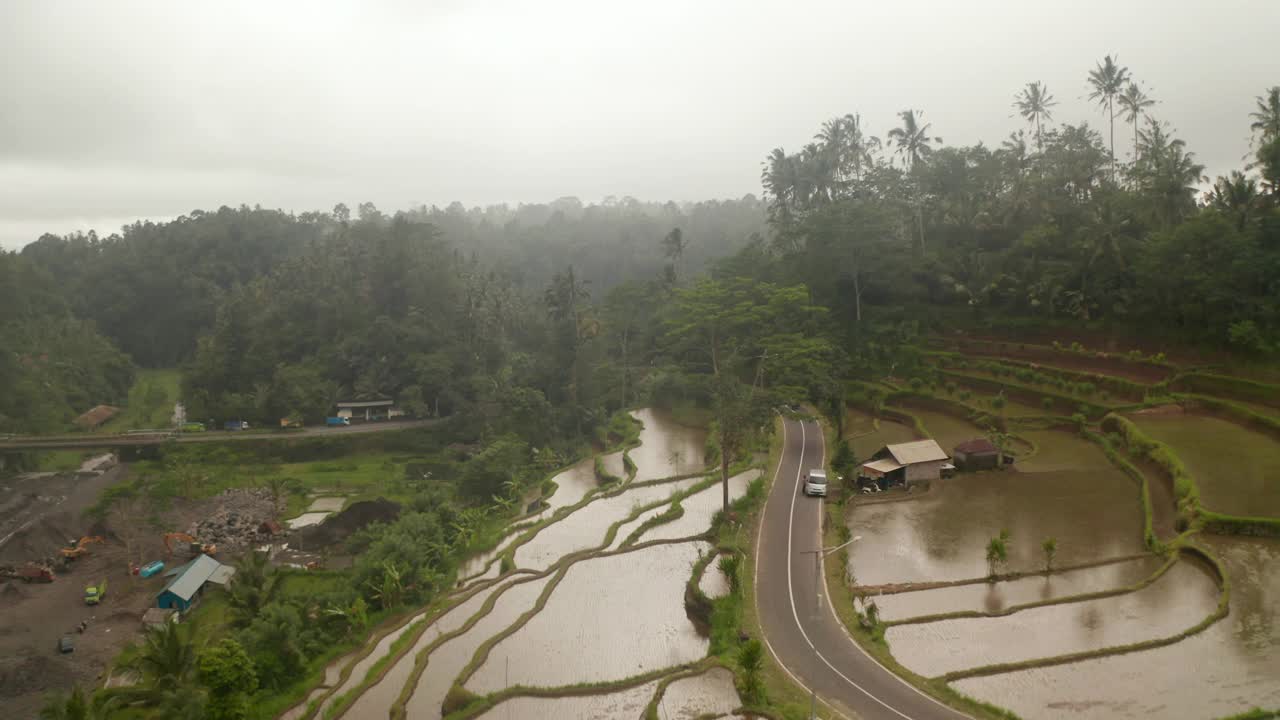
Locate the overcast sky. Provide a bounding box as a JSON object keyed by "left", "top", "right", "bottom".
{"left": 2, "top": 0, "right": 1276, "bottom": 250}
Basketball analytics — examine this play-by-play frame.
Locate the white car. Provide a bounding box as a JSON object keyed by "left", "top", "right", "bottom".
{"left": 804, "top": 469, "right": 828, "bottom": 497}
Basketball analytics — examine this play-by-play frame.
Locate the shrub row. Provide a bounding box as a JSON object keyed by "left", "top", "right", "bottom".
{"left": 929, "top": 352, "right": 1149, "bottom": 401}
{"left": 939, "top": 370, "right": 1110, "bottom": 419}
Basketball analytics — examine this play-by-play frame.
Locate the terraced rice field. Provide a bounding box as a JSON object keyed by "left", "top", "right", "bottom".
{"left": 291, "top": 408, "right": 742, "bottom": 720}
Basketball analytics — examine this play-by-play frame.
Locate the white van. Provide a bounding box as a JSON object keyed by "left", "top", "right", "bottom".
{"left": 804, "top": 469, "right": 828, "bottom": 497}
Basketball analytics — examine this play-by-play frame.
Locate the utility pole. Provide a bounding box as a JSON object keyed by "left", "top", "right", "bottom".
{"left": 798, "top": 534, "right": 862, "bottom": 720}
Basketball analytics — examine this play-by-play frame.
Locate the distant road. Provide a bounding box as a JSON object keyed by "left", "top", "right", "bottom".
{"left": 755, "top": 416, "right": 971, "bottom": 720}
{"left": 0, "top": 419, "right": 439, "bottom": 451}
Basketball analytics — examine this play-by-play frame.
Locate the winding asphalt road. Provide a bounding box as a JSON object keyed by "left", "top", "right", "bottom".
{"left": 755, "top": 416, "right": 971, "bottom": 720}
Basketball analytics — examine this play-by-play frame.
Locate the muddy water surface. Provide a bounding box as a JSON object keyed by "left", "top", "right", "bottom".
{"left": 660, "top": 667, "right": 741, "bottom": 718}
{"left": 847, "top": 444, "right": 1145, "bottom": 586}
{"left": 1129, "top": 413, "right": 1280, "bottom": 517}
{"left": 467, "top": 541, "right": 712, "bottom": 691}
{"left": 318, "top": 610, "right": 429, "bottom": 717}
{"left": 629, "top": 408, "right": 707, "bottom": 481}
{"left": 639, "top": 470, "right": 760, "bottom": 543}
{"left": 609, "top": 504, "right": 666, "bottom": 550}
{"left": 476, "top": 680, "right": 660, "bottom": 719}
{"left": 513, "top": 477, "right": 701, "bottom": 570}
{"left": 887, "top": 558, "right": 1218, "bottom": 677}
{"left": 953, "top": 538, "right": 1280, "bottom": 719}
{"left": 400, "top": 575, "right": 553, "bottom": 720}
{"left": 541, "top": 456, "right": 599, "bottom": 513}
{"left": 343, "top": 580, "right": 505, "bottom": 719}
{"left": 698, "top": 556, "right": 731, "bottom": 599}
{"left": 872, "top": 556, "right": 1163, "bottom": 621}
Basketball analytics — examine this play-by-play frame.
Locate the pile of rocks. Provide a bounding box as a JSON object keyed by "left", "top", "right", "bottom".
{"left": 188, "top": 488, "right": 276, "bottom": 552}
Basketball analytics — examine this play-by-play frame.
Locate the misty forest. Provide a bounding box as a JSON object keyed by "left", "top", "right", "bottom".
{"left": 3, "top": 48, "right": 1280, "bottom": 720}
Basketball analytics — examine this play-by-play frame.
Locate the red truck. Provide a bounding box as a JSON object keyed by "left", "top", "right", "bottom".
{"left": 2, "top": 563, "right": 55, "bottom": 583}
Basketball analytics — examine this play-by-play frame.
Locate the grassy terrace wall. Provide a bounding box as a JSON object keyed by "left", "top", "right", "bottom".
{"left": 1083, "top": 429, "right": 1162, "bottom": 551}
{"left": 1171, "top": 372, "right": 1280, "bottom": 410}
{"left": 938, "top": 369, "right": 1113, "bottom": 419}
{"left": 1177, "top": 394, "right": 1280, "bottom": 440}
{"left": 930, "top": 336, "right": 1176, "bottom": 378}
{"left": 1102, "top": 414, "right": 1280, "bottom": 538}
{"left": 928, "top": 351, "right": 1152, "bottom": 401}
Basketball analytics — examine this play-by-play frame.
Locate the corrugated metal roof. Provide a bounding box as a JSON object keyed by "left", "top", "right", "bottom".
{"left": 886, "top": 439, "right": 949, "bottom": 465}
{"left": 158, "top": 554, "right": 222, "bottom": 602}
{"left": 862, "top": 459, "right": 903, "bottom": 475}
{"left": 336, "top": 399, "right": 394, "bottom": 408}
{"left": 954, "top": 438, "right": 998, "bottom": 454}
{"left": 208, "top": 566, "right": 237, "bottom": 586}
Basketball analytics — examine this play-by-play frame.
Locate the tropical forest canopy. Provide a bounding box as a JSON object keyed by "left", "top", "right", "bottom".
{"left": 3, "top": 59, "right": 1277, "bottom": 437}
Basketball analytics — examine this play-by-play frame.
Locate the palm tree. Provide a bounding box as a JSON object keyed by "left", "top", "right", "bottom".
{"left": 1087, "top": 55, "right": 1131, "bottom": 177}
{"left": 1117, "top": 83, "right": 1156, "bottom": 161}
{"left": 762, "top": 147, "right": 795, "bottom": 221}
{"left": 887, "top": 109, "right": 936, "bottom": 172}
{"left": 1250, "top": 86, "right": 1280, "bottom": 144}
{"left": 888, "top": 109, "right": 936, "bottom": 253}
{"left": 1135, "top": 119, "right": 1205, "bottom": 228}
{"left": 1013, "top": 82, "right": 1057, "bottom": 150}
{"left": 125, "top": 620, "right": 202, "bottom": 707}
{"left": 1207, "top": 171, "right": 1261, "bottom": 230}
{"left": 39, "top": 687, "right": 119, "bottom": 720}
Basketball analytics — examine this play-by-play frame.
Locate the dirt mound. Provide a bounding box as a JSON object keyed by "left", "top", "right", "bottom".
{"left": 0, "top": 512, "right": 80, "bottom": 565}
{"left": 188, "top": 488, "right": 277, "bottom": 553}
{"left": 295, "top": 498, "right": 400, "bottom": 548}
{"left": 0, "top": 653, "right": 76, "bottom": 699}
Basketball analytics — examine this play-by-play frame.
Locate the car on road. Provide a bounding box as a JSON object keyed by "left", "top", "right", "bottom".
{"left": 804, "top": 468, "right": 828, "bottom": 497}
{"left": 58, "top": 636, "right": 75, "bottom": 653}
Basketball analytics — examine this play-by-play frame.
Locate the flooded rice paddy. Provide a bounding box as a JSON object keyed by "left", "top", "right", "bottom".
{"left": 902, "top": 407, "right": 987, "bottom": 456}
{"left": 400, "top": 575, "right": 553, "bottom": 720}
{"left": 476, "top": 680, "right": 661, "bottom": 719}
{"left": 542, "top": 456, "right": 600, "bottom": 514}
{"left": 846, "top": 462, "right": 1145, "bottom": 586}
{"left": 513, "top": 476, "right": 702, "bottom": 570}
{"left": 307, "top": 496, "right": 346, "bottom": 512}
{"left": 287, "top": 511, "right": 331, "bottom": 529}
{"left": 698, "top": 556, "right": 731, "bottom": 599}
{"left": 952, "top": 538, "right": 1280, "bottom": 719}
{"left": 344, "top": 580, "right": 507, "bottom": 718}
{"left": 659, "top": 666, "right": 742, "bottom": 718}
{"left": 1128, "top": 413, "right": 1280, "bottom": 517}
{"left": 639, "top": 469, "right": 760, "bottom": 543}
{"left": 318, "top": 609, "right": 430, "bottom": 716}
{"left": 872, "top": 556, "right": 1164, "bottom": 621}
{"left": 628, "top": 408, "right": 708, "bottom": 481}
{"left": 467, "top": 541, "right": 712, "bottom": 691}
{"left": 320, "top": 409, "right": 732, "bottom": 719}
{"left": 886, "top": 558, "right": 1218, "bottom": 677}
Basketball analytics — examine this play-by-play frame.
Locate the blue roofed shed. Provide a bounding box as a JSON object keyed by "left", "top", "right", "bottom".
{"left": 156, "top": 554, "right": 232, "bottom": 612}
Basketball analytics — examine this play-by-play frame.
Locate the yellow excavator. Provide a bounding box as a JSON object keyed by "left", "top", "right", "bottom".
{"left": 163, "top": 532, "right": 217, "bottom": 557}
{"left": 61, "top": 536, "right": 104, "bottom": 560}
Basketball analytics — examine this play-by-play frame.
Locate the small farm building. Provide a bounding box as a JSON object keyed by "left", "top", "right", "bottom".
{"left": 335, "top": 399, "right": 404, "bottom": 421}
{"left": 953, "top": 438, "right": 1000, "bottom": 471}
{"left": 861, "top": 439, "right": 950, "bottom": 487}
{"left": 74, "top": 405, "right": 119, "bottom": 429}
{"left": 156, "top": 554, "right": 234, "bottom": 612}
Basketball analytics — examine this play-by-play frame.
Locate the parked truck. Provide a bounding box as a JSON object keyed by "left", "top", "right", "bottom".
{"left": 326, "top": 416, "right": 350, "bottom": 427}
{"left": 84, "top": 579, "right": 107, "bottom": 605}
{"left": 1, "top": 563, "right": 55, "bottom": 583}
{"left": 223, "top": 420, "right": 251, "bottom": 431}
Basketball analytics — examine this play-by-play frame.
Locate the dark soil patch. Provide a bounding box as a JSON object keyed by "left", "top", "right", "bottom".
{"left": 294, "top": 497, "right": 401, "bottom": 549}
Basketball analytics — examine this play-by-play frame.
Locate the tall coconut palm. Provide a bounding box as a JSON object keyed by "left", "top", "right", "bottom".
{"left": 1250, "top": 86, "right": 1280, "bottom": 144}
{"left": 1087, "top": 55, "right": 1131, "bottom": 178}
{"left": 1207, "top": 171, "right": 1261, "bottom": 230}
{"left": 888, "top": 109, "right": 936, "bottom": 253}
{"left": 840, "top": 113, "right": 878, "bottom": 183}
{"left": 887, "top": 109, "right": 936, "bottom": 172}
{"left": 761, "top": 147, "right": 795, "bottom": 221}
{"left": 39, "top": 687, "right": 119, "bottom": 720}
{"left": 1117, "top": 83, "right": 1156, "bottom": 161}
{"left": 1013, "top": 82, "right": 1057, "bottom": 150}
{"left": 1134, "top": 119, "right": 1205, "bottom": 229}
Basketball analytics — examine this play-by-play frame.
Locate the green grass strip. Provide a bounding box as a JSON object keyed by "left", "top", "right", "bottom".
{"left": 853, "top": 554, "right": 1151, "bottom": 596}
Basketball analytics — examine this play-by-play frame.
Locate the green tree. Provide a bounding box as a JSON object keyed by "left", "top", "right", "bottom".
{"left": 227, "top": 550, "right": 278, "bottom": 624}
{"left": 1013, "top": 81, "right": 1058, "bottom": 150}
{"left": 1250, "top": 86, "right": 1280, "bottom": 144}
{"left": 986, "top": 529, "right": 1010, "bottom": 579}
{"left": 1087, "top": 54, "right": 1132, "bottom": 176}
{"left": 199, "top": 638, "right": 258, "bottom": 720}
{"left": 125, "top": 620, "right": 202, "bottom": 707}
{"left": 39, "top": 687, "right": 118, "bottom": 720}
{"left": 1117, "top": 82, "right": 1156, "bottom": 161}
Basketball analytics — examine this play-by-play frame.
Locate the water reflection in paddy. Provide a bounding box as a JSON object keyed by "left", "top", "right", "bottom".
{"left": 628, "top": 408, "right": 708, "bottom": 481}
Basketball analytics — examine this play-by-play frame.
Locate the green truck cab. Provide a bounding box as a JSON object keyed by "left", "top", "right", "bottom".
{"left": 84, "top": 579, "right": 107, "bottom": 605}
